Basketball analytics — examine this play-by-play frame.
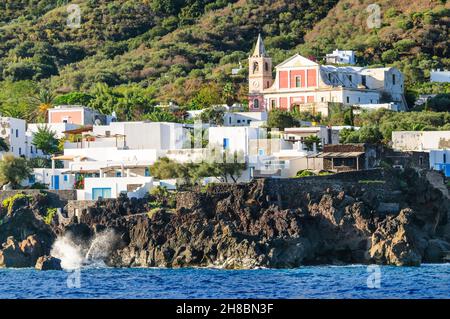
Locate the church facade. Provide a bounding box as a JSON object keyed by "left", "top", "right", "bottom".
{"left": 248, "top": 35, "right": 407, "bottom": 113}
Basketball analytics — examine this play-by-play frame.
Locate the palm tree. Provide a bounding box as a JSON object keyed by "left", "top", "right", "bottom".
{"left": 303, "top": 135, "right": 322, "bottom": 151}
{"left": 31, "top": 88, "right": 54, "bottom": 122}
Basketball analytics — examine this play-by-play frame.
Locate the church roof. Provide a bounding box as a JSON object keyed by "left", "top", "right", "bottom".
{"left": 252, "top": 34, "right": 267, "bottom": 57}
{"left": 275, "top": 54, "right": 319, "bottom": 68}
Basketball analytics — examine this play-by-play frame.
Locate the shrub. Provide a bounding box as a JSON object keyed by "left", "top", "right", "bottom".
{"left": 295, "top": 170, "right": 316, "bottom": 178}
{"left": 2, "top": 193, "right": 30, "bottom": 215}
{"left": 44, "top": 208, "right": 57, "bottom": 225}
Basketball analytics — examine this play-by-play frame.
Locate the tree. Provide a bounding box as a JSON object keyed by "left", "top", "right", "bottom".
{"left": 267, "top": 110, "right": 296, "bottom": 130}
{"left": 32, "top": 125, "right": 60, "bottom": 155}
{"left": 53, "top": 92, "right": 94, "bottom": 106}
{"left": 426, "top": 94, "right": 450, "bottom": 112}
{"left": 0, "top": 154, "right": 32, "bottom": 188}
{"left": 200, "top": 107, "right": 225, "bottom": 126}
{"left": 303, "top": 135, "right": 322, "bottom": 151}
{"left": 0, "top": 137, "right": 10, "bottom": 152}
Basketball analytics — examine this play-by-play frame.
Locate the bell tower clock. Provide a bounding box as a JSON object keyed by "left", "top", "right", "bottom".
{"left": 248, "top": 34, "right": 273, "bottom": 111}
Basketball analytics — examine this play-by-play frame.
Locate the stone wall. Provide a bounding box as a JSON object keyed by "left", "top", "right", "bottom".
{"left": 0, "top": 190, "right": 76, "bottom": 208}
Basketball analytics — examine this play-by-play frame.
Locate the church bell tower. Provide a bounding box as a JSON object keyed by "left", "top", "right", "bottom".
{"left": 248, "top": 34, "right": 273, "bottom": 111}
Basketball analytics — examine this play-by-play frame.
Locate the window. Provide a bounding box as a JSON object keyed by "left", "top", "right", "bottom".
{"left": 392, "top": 74, "right": 396, "bottom": 85}
{"left": 19, "top": 147, "right": 21, "bottom": 155}
{"left": 328, "top": 73, "right": 331, "bottom": 81}
{"left": 116, "top": 171, "right": 122, "bottom": 177}
{"left": 321, "top": 97, "right": 325, "bottom": 102}
{"left": 362, "top": 75, "right": 367, "bottom": 86}
{"left": 258, "top": 149, "right": 265, "bottom": 156}
{"left": 247, "top": 120, "right": 251, "bottom": 124}
{"left": 266, "top": 81, "right": 270, "bottom": 88}
{"left": 237, "top": 120, "right": 241, "bottom": 123}
{"left": 295, "top": 76, "right": 302, "bottom": 88}
{"left": 348, "top": 75, "right": 352, "bottom": 83}
{"left": 265, "top": 62, "right": 269, "bottom": 71}
{"left": 223, "top": 138, "right": 230, "bottom": 150}
{"left": 358, "top": 97, "right": 361, "bottom": 103}
{"left": 64, "top": 175, "right": 68, "bottom": 182}
{"left": 253, "top": 99, "right": 259, "bottom": 109}
{"left": 92, "top": 188, "right": 112, "bottom": 200}
{"left": 29, "top": 175, "right": 36, "bottom": 184}
{"left": 346, "top": 97, "right": 350, "bottom": 103}
{"left": 444, "top": 153, "right": 447, "bottom": 164}
{"left": 30, "top": 146, "right": 33, "bottom": 154}
{"left": 228, "top": 117, "right": 231, "bottom": 124}
{"left": 419, "top": 156, "right": 423, "bottom": 166}
{"left": 145, "top": 167, "right": 150, "bottom": 177}
{"left": 253, "top": 62, "right": 259, "bottom": 73}
{"left": 271, "top": 100, "right": 276, "bottom": 108}
{"left": 15, "top": 129, "right": 18, "bottom": 138}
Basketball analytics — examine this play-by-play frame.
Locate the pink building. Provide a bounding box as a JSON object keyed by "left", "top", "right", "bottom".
{"left": 248, "top": 35, "right": 406, "bottom": 113}
{"left": 48, "top": 105, "right": 110, "bottom": 126}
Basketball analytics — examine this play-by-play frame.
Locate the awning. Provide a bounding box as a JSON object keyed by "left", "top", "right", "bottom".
{"left": 51, "top": 155, "right": 88, "bottom": 161}
{"left": 62, "top": 125, "right": 93, "bottom": 134}
{"left": 317, "top": 152, "right": 365, "bottom": 158}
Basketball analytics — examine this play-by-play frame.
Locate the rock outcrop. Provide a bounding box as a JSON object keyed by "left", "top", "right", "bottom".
{"left": 35, "top": 256, "right": 62, "bottom": 271}
{"left": 0, "top": 169, "right": 449, "bottom": 269}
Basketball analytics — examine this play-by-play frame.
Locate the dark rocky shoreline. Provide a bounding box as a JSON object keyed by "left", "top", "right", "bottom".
{"left": 1, "top": 169, "right": 449, "bottom": 269}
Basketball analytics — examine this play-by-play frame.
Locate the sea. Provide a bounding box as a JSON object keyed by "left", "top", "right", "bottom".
{"left": 0, "top": 264, "right": 449, "bottom": 299}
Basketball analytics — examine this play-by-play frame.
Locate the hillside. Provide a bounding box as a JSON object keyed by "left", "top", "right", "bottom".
{"left": 0, "top": 0, "right": 448, "bottom": 122}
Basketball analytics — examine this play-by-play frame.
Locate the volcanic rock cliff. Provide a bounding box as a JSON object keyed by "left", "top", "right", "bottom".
{"left": 0, "top": 169, "right": 449, "bottom": 269}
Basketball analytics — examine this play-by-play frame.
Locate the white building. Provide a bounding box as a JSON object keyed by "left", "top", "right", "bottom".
{"left": 223, "top": 112, "right": 267, "bottom": 127}
{"left": 0, "top": 117, "right": 27, "bottom": 158}
{"left": 392, "top": 131, "right": 450, "bottom": 151}
{"left": 325, "top": 50, "right": 356, "bottom": 65}
{"left": 283, "top": 127, "right": 339, "bottom": 146}
{"left": 430, "top": 69, "right": 450, "bottom": 83}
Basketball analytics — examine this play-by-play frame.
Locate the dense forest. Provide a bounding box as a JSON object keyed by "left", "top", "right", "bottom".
{"left": 0, "top": 0, "right": 449, "bottom": 122}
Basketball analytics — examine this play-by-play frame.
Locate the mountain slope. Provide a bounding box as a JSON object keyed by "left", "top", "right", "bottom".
{"left": 0, "top": 0, "right": 448, "bottom": 113}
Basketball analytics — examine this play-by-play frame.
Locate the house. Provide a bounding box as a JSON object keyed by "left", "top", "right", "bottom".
{"left": 312, "top": 144, "right": 378, "bottom": 173}
{"left": 430, "top": 69, "right": 450, "bottom": 83}
{"left": 223, "top": 112, "right": 267, "bottom": 127}
{"left": 26, "top": 123, "right": 81, "bottom": 158}
{"left": 325, "top": 50, "right": 356, "bottom": 65}
{"left": 392, "top": 131, "right": 450, "bottom": 151}
{"left": 248, "top": 35, "right": 407, "bottom": 114}
{"left": 430, "top": 150, "right": 450, "bottom": 177}
{"left": 49, "top": 121, "right": 190, "bottom": 199}
{"left": 283, "top": 126, "right": 339, "bottom": 147}
{"left": 381, "top": 149, "right": 429, "bottom": 170}
{"left": 0, "top": 117, "right": 27, "bottom": 158}
{"left": 48, "top": 105, "right": 112, "bottom": 126}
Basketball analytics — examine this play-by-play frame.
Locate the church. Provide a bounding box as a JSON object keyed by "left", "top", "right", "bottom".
{"left": 248, "top": 35, "right": 407, "bottom": 114}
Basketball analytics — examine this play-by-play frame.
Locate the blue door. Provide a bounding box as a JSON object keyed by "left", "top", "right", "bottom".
{"left": 52, "top": 176, "right": 60, "bottom": 190}
{"left": 92, "top": 188, "right": 112, "bottom": 200}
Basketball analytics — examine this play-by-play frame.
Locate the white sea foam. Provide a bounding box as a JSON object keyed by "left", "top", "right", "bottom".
{"left": 50, "top": 229, "right": 118, "bottom": 270}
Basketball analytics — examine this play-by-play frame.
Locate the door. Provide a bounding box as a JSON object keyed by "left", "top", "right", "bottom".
{"left": 92, "top": 188, "right": 112, "bottom": 200}
{"left": 52, "top": 176, "right": 60, "bottom": 190}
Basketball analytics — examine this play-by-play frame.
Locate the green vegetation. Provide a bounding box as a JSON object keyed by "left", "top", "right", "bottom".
{"left": 267, "top": 109, "right": 297, "bottom": 131}
{"left": 0, "top": 154, "right": 32, "bottom": 188}
{"left": 0, "top": 137, "right": 9, "bottom": 152}
{"left": 1, "top": 193, "right": 31, "bottom": 215}
{"left": 150, "top": 152, "right": 247, "bottom": 185}
{"left": 358, "top": 180, "right": 386, "bottom": 184}
{"left": 32, "top": 125, "right": 60, "bottom": 155}
{"left": 44, "top": 207, "right": 57, "bottom": 225}
{"left": 149, "top": 185, "right": 176, "bottom": 208}
{"left": 295, "top": 170, "right": 316, "bottom": 178}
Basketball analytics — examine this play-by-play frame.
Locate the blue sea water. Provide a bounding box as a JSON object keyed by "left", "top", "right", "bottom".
{"left": 0, "top": 264, "right": 449, "bottom": 299}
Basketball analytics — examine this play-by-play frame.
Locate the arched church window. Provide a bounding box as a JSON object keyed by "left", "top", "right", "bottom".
{"left": 253, "top": 99, "right": 259, "bottom": 108}
{"left": 265, "top": 62, "right": 269, "bottom": 71}
{"left": 253, "top": 62, "right": 259, "bottom": 73}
